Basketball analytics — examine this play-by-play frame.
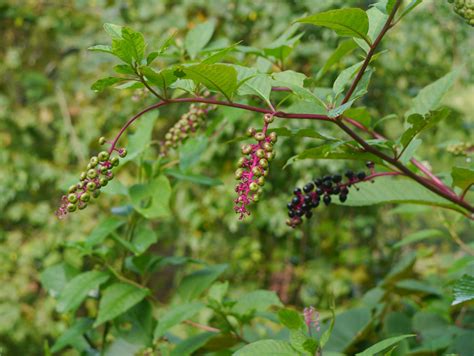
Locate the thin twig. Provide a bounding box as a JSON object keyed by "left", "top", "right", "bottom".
{"left": 183, "top": 320, "right": 221, "bottom": 333}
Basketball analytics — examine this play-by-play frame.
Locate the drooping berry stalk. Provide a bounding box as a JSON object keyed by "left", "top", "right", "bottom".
{"left": 286, "top": 162, "right": 401, "bottom": 227}
{"left": 234, "top": 114, "right": 277, "bottom": 219}
{"left": 160, "top": 102, "right": 215, "bottom": 156}
{"left": 55, "top": 138, "right": 127, "bottom": 219}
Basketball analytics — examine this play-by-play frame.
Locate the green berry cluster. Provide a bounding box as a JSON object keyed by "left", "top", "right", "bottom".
{"left": 448, "top": 0, "right": 474, "bottom": 25}
{"left": 160, "top": 103, "right": 214, "bottom": 156}
{"left": 447, "top": 142, "right": 474, "bottom": 156}
{"left": 56, "top": 137, "right": 127, "bottom": 219}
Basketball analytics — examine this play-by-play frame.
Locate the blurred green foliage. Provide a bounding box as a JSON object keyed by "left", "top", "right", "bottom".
{"left": 0, "top": 0, "right": 473, "bottom": 355}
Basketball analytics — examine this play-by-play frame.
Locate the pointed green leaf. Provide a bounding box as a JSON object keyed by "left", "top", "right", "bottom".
{"left": 356, "top": 334, "right": 415, "bottom": 356}
{"left": 141, "top": 66, "right": 177, "bottom": 89}
{"left": 178, "top": 264, "right": 228, "bottom": 301}
{"left": 104, "top": 23, "right": 123, "bottom": 39}
{"left": 278, "top": 309, "right": 305, "bottom": 330}
{"left": 232, "top": 290, "right": 283, "bottom": 315}
{"left": 185, "top": 20, "right": 216, "bottom": 59}
{"left": 154, "top": 302, "right": 204, "bottom": 339}
{"left": 94, "top": 283, "right": 149, "bottom": 327}
{"left": 317, "top": 39, "right": 357, "bottom": 79}
{"left": 91, "top": 77, "right": 125, "bottom": 92}
{"left": 40, "top": 263, "right": 79, "bottom": 298}
{"left": 400, "top": 108, "right": 450, "bottom": 148}
{"left": 51, "top": 318, "right": 93, "bottom": 353}
{"left": 57, "top": 271, "right": 110, "bottom": 313}
{"left": 393, "top": 229, "right": 444, "bottom": 249}
{"left": 182, "top": 64, "right": 237, "bottom": 100}
{"left": 233, "top": 340, "right": 297, "bottom": 356}
{"left": 88, "top": 45, "right": 114, "bottom": 54}
{"left": 406, "top": 71, "right": 458, "bottom": 117}
{"left": 298, "top": 8, "right": 370, "bottom": 43}
{"left": 451, "top": 166, "right": 474, "bottom": 191}
{"left": 452, "top": 274, "right": 474, "bottom": 305}
{"left": 131, "top": 224, "right": 158, "bottom": 255}
{"left": 129, "top": 175, "right": 172, "bottom": 219}
{"left": 85, "top": 217, "right": 126, "bottom": 248}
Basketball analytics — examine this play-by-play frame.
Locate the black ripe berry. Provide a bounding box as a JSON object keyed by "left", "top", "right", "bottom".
{"left": 303, "top": 183, "right": 314, "bottom": 193}
{"left": 332, "top": 186, "right": 340, "bottom": 195}
{"left": 294, "top": 188, "right": 302, "bottom": 195}
{"left": 287, "top": 203, "right": 293, "bottom": 210}
{"left": 314, "top": 178, "right": 323, "bottom": 187}
{"left": 296, "top": 209, "right": 304, "bottom": 217}
{"left": 345, "top": 170, "right": 354, "bottom": 179}
{"left": 323, "top": 194, "right": 331, "bottom": 206}
{"left": 305, "top": 211, "right": 313, "bottom": 219}
{"left": 332, "top": 174, "right": 342, "bottom": 183}
{"left": 288, "top": 210, "right": 296, "bottom": 218}
{"left": 323, "top": 175, "right": 332, "bottom": 182}
{"left": 366, "top": 161, "right": 374, "bottom": 169}
{"left": 292, "top": 196, "right": 300, "bottom": 205}
{"left": 357, "top": 171, "right": 366, "bottom": 180}
{"left": 339, "top": 194, "right": 347, "bottom": 203}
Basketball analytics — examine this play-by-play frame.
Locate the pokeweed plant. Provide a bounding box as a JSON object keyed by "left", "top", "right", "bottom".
{"left": 44, "top": 0, "right": 474, "bottom": 355}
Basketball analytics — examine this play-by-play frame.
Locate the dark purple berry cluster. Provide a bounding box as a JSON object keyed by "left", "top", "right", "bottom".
{"left": 55, "top": 137, "right": 127, "bottom": 219}
{"left": 286, "top": 162, "right": 375, "bottom": 228}
{"left": 160, "top": 102, "right": 215, "bottom": 156}
{"left": 234, "top": 114, "right": 277, "bottom": 219}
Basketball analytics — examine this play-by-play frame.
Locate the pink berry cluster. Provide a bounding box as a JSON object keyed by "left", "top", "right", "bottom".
{"left": 160, "top": 102, "right": 215, "bottom": 156}
{"left": 303, "top": 306, "right": 321, "bottom": 334}
{"left": 55, "top": 137, "right": 127, "bottom": 219}
{"left": 234, "top": 114, "right": 277, "bottom": 219}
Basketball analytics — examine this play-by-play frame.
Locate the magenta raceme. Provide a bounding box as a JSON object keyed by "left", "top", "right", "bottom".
{"left": 286, "top": 161, "right": 376, "bottom": 228}
{"left": 55, "top": 137, "right": 127, "bottom": 219}
{"left": 234, "top": 114, "right": 277, "bottom": 219}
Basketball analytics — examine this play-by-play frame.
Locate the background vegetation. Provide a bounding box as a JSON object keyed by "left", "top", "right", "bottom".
{"left": 0, "top": 0, "right": 473, "bottom": 355}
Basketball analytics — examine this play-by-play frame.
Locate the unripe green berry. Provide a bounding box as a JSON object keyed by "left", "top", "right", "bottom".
{"left": 90, "top": 156, "right": 99, "bottom": 166}
{"left": 119, "top": 148, "right": 127, "bottom": 158}
{"left": 241, "top": 144, "right": 252, "bottom": 155}
{"left": 67, "top": 203, "right": 77, "bottom": 212}
{"left": 252, "top": 166, "right": 262, "bottom": 176}
{"left": 262, "top": 169, "right": 268, "bottom": 177}
{"left": 80, "top": 192, "right": 91, "bottom": 202}
{"left": 269, "top": 132, "right": 278, "bottom": 143}
{"left": 263, "top": 114, "right": 274, "bottom": 123}
{"left": 99, "top": 136, "right": 107, "bottom": 145}
{"left": 92, "top": 190, "right": 101, "bottom": 198}
{"left": 87, "top": 169, "right": 97, "bottom": 179}
{"left": 99, "top": 177, "right": 108, "bottom": 186}
{"left": 257, "top": 176, "right": 265, "bottom": 186}
{"left": 235, "top": 168, "right": 244, "bottom": 179}
{"left": 266, "top": 151, "right": 275, "bottom": 161}
{"left": 165, "top": 133, "right": 172, "bottom": 140}
{"left": 87, "top": 182, "right": 97, "bottom": 191}
{"left": 263, "top": 142, "right": 273, "bottom": 152}
{"left": 98, "top": 151, "right": 110, "bottom": 162}
{"left": 259, "top": 158, "right": 268, "bottom": 168}
{"left": 237, "top": 157, "right": 246, "bottom": 167}
{"left": 100, "top": 166, "right": 108, "bottom": 175}
{"left": 78, "top": 203, "right": 87, "bottom": 210}
{"left": 254, "top": 132, "right": 265, "bottom": 141}
{"left": 246, "top": 127, "right": 256, "bottom": 137}
{"left": 107, "top": 172, "right": 114, "bottom": 180}
{"left": 249, "top": 182, "right": 259, "bottom": 191}
{"left": 68, "top": 185, "right": 77, "bottom": 194}
{"left": 68, "top": 194, "right": 78, "bottom": 203}
{"left": 80, "top": 172, "right": 87, "bottom": 181}
{"left": 256, "top": 149, "right": 266, "bottom": 158}
{"left": 110, "top": 157, "right": 119, "bottom": 167}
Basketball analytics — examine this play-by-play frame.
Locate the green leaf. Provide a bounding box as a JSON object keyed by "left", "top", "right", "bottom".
{"left": 233, "top": 340, "right": 297, "bottom": 356}
{"left": 395, "top": 279, "right": 443, "bottom": 296}
{"left": 131, "top": 224, "right": 158, "bottom": 255}
{"left": 238, "top": 74, "right": 272, "bottom": 106}
{"left": 111, "top": 27, "right": 146, "bottom": 65}
{"left": 104, "top": 23, "right": 123, "bottom": 39}
{"left": 405, "top": 71, "right": 458, "bottom": 117}
{"left": 51, "top": 318, "right": 93, "bottom": 353}
{"left": 451, "top": 167, "right": 474, "bottom": 191}
{"left": 141, "top": 66, "right": 177, "bottom": 90}
{"left": 398, "top": 0, "right": 423, "bottom": 21}
{"left": 85, "top": 217, "right": 125, "bottom": 248}
{"left": 298, "top": 8, "right": 370, "bottom": 43}
{"left": 333, "top": 61, "right": 363, "bottom": 97}
{"left": 393, "top": 229, "right": 444, "bottom": 249}
{"left": 290, "top": 329, "right": 313, "bottom": 355}
{"left": 57, "top": 271, "right": 110, "bottom": 313}
{"left": 263, "top": 24, "right": 303, "bottom": 61}
{"left": 400, "top": 108, "right": 450, "bottom": 148}
{"left": 88, "top": 44, "right": 114, "bottom": 55}
{"left": 165, "top": 169, "right": 223, "bottom": 186}
{"left": 232, "top": 290, "right": 283, "bottom": 315}
{"left": 208, "top": 281, "right": 229, "bottom": 303}
{"left": 278, "top": 309, "right": 305, "bottom": 330}
{"left": 171, "top": 332, "right": 216, "bottom": 356}
{"left": 94, "top": 283, "right": 149, "bottom": 327}
{"left": 154, "top": 302, "right": 204, "bottom": 339}
{"left": 452, "top": 274, "right": 474, "bottom": 305}
{"left": 355, "top": 334, "right": 415, "bottom": 356}
{"left": 181, "top": 64, "right": 238, "bottom": 101}
{"left": 114, "top": 300, "right": 154, "bottom": 346}
{"left": 185, "top": 20, "right": 216, "bottom": 59}
{"left": 114, "top": 64, "right": 135, "bottom": 75}
{"left": 323, "top": 307, "right": 372, "bottom": 352}
{"left": 344, "top": 107, "right": 372, "bottom": 127}
{"left": 179, "top": 136, "right": 208, "bottom": 171}
{"left": 317, "top": 39, "right": 357, "bottom": 79}
{"left": 272, "top": 70, "right": 306, "bottom": 87}
{"left": 40, "top": 263, "right": 78, "bottom": 298}
{"left": 328, "top": 100, "right": 355, "bottom": 118}
{"left": 121, "top": 110, "right": 158, "bottom": 162}
{"left": 270, "top": 127, "right": 337, "bottom": 141}
{"left": 129, "top": 175, "right": 172, "bottom": 219}
{"left": 333, "top": 176, "right": 464, "bottom": 213}
{"left": 91, "top": 77, "right": 125, "bottom": 92}
{"left": 202, "top": 43, "right": 239, "bottom": 64}
{"left": 178, "top": 264, "right": 228, "bottom": 302}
